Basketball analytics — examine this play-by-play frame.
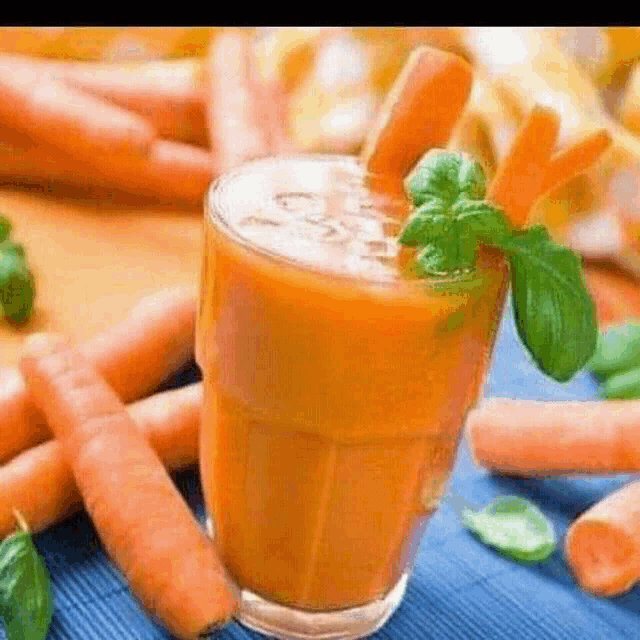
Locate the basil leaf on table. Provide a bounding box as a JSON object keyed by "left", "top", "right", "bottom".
{"left": 0, "top": 519, "right": 53, "bottom": 640}
{"left": 462, "top": 496, "right": 557, "bottom": 563}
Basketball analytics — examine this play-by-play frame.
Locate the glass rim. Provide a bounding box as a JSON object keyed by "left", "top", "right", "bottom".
{"left": 204, "top": 153, "right": 499, "bottom": 289}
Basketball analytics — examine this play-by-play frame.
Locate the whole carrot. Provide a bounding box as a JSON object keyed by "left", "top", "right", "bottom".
{"left": 0, "top": 55, "right": 155, "bottom": 162}
{"left": 0, "top": 382, "right": 201, "bottom": 539}
{"left": 20, "top": 334, "right": 236, "bottom": 639}
{"left": 0, "top": 285, "right": 196, "bottom": 464}
{"left": 466, "top": 397, "right": 640, "bottom": 475}
{"left": 50, "top": 57, "right": 209, "bottom": 147}
{"left": 0, "top": 132, "right": 213, "bottom": 206}
{"left": 565, "top": 480, "right": 640, "bottom": 597}
{"left": 93, "top": 138, "right": 214, "bottom": 204}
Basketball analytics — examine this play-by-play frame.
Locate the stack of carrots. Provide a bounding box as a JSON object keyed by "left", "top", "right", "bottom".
{"left": 0, "top": 29, "right": 289, "bottom": 205}
{"left": 0, "top": 28, "right": 631, "bottom": 640}
{"left": 0, "top": 31, "right": 291, "bottom": 639}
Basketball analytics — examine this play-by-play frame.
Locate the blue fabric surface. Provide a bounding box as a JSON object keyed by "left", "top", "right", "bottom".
{"left": 11, "top": 302, "right": 640, "bottom": 640}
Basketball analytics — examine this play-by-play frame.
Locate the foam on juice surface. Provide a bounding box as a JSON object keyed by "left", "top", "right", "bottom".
{"left": 210, "top": 155, "right": 408, "bottom": 280}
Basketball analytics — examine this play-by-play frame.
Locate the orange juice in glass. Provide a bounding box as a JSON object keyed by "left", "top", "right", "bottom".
{"left": 196, "top": 154, "right": 508, "bottom": 639}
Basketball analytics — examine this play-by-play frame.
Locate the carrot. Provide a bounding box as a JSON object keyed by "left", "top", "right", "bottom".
{"left": 94, "top": 138, "right": 214, "bottom": 204}
{"left": 257, "top": 72, "right": 294, "bottom": 155}
{"left": 538, "top": 129, "right": 612, "bottom": 198}
{"left": 565, "top": 479, "right": 640, "bottom": 597}
{"left": 466, "top": 397, "right": 640, "bottom": 475}
{"left": 0, "top": 285, "right": 196, "bottom": 464}
{"left": 486, "top": 104, "right": 560, "bottom": 227}
{"left": 360, "top": 45, "right": 473, "bottom": 181}
{"left": 0, "top": 132, "right": 213, "bottom": 205}
{"left": 448, "top": 110, "right": 498, "bottom": 180}
{"left": 206, "top": 30, "right": 271, "bottom": 173}
{"left": 49, "top": 57, "right": 209, "bottom": 147}
{"left": 0, "top": 55, "right": 155, "bottom": 162}
{"left": 19, "top": 333, "right": 237, "bottom": 639}
{"left": 0, "top": 382, "right": 201, "bottom": 539}
{"left": 487, "top": 105, "right": 612, "bottom": 228}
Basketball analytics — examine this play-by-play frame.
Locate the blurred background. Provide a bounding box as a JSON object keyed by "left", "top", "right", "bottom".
{"left": 2, "top": 26, "right": 640, "bottom": 362}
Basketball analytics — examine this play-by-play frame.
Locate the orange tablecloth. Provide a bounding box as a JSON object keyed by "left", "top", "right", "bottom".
{"left": 0, "top": 183, "right": 203, "bottom": 367}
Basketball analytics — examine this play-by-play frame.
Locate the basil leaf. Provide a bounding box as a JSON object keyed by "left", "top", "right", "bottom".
{"left": 589, "top": 322, "right": 640, "bottom": 381}
{"left": 0, "top": 531, "right": 53, "bottom": 640}
{"left": 407, "top": 151, "right": 486, "bottom": 207}
{"left": 491, "top": 225, "right": 598, "bottom": 382}
{"left": 0, "top": 215, "right": 35, "bottom": 326}
{"left": 398, "top": 198, "right": 450, "bottom": 247}
{"left": 462, "top": 496, "right": 556, "bottom": 563}
{"left": 600, "top": 366, "right": 640, "bottom": 399}
{"left": 400, "top": 150, "right": 598, "bottom": 383}
{"left": 0, "top": 253, "right": 35, "bottom": 326}
{"left": 400, "top": 198, "right": 509, "bottom": 274}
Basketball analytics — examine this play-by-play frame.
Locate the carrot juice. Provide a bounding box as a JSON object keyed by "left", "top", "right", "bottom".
{"left": 196, "top": 155, "right": 508, "bottom": 639}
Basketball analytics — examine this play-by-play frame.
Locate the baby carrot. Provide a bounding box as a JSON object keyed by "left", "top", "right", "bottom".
{"left": 0, "top": 382, "right": 201, "bottom": 540}
{"left": 0, "top": 285, "right": 196, "bottom": 464}
{"left": 486, "top": 104, "right": 560, "bottom": 228}
{"left": 361, "top": 45, "right": 473, "bottom": 180}
{"left": 206, "top": 30, "right": 271, "bottom": 173}
{"left": 565, "top": 480, "right": 640, "bottom": 597}
{"left": 0, "top": 55, "right": 155, "bottom": 162}
{"left": 466, "top": 397, "right": 640, "bottom": 475}
{"left": 20, "top": 334, "right": 236, "bottom": 639}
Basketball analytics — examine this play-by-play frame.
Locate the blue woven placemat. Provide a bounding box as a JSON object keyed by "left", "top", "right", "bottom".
{"left": 14, "top": 302, "right": 640, "bottom": 640}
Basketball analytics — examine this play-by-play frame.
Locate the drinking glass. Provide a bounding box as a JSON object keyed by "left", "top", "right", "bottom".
{"left": 196, "top": 154, "right": 507, "bottom": 640}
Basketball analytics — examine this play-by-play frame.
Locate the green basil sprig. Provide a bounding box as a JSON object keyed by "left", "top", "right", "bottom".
{"left": 399, "top": 151, "right": 598, "bottom": 383}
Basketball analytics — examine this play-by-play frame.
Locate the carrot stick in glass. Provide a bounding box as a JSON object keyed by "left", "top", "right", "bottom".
{"left": 361, "top": 45, "right": 473, "bottom": 181}
{"left": 486, "top": 104, "right": 560, "bottom": 227}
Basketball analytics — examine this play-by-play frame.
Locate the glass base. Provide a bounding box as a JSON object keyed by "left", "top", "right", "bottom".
{"left": 236, "top": 573, "right": 408, "bottom": 640}
{"left": 206, "top": 518, "right": 407, "bottom": 639}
